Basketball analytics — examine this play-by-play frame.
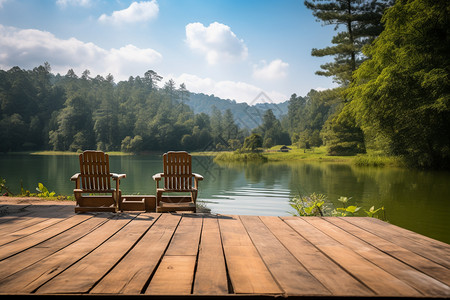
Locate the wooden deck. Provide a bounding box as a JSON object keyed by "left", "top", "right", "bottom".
{"left": 0, "top": 203, "right": 449, "bottom": 298}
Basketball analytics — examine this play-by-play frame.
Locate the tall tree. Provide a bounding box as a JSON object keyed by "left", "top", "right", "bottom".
{"left": 179, "top": 83, "right": 189, "bottom": 102}
{"left": 143, "top": 70, "right": 162, "bottom": 91}
{"left": 305, "top": 0, "right": 393, "bottom": 86}
{"left": 255, "top": 109, "right": 291, "bottom": 147}
{"left": 347, "top": 0, "right": 450, "bottom": 168}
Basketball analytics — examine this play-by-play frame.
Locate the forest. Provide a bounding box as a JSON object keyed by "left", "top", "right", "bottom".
{"left": 0, "top": 66, "right": 290, "bottom": 154}
{"left": 0, "top": 0, "right": 448, "bottom": 169}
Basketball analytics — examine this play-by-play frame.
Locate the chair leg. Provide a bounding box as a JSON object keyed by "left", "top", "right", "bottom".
{"left": 156, "top": 190, "right": 163, "bottom": 213}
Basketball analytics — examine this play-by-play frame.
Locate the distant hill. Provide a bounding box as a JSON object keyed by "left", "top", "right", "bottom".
{"left": 186, "top": 92, "right": 289, "bottom": 130}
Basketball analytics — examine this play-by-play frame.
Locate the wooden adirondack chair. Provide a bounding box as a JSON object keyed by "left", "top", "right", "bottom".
{"left": 152, "top": 151, "right": 203, "bottom": 213}
{"left": 71, "top": 150, "right": 126, "bottom": 213}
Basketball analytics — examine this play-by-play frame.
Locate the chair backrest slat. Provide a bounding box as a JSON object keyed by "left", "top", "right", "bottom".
{"left": 163, "top": 151, "right": 192, "bottom": 190}
{"left": 79, "top": 151, "right": 111, "bottom": 191}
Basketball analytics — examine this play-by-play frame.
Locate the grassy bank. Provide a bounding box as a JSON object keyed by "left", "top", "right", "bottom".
{"left": 263, "top": 146, "right": 352, "bottom": 162}
{"left": 212, "top": 146, "right": 402, "bottom": 167}
{"left": 353, "top": 154, "right": 403, "bottom": 167}
{"left": 214, "top": 152, "right": 268, "bottom": 163}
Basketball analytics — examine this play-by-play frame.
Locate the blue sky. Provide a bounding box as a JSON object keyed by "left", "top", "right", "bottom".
{"left": 0, "top": 0, "right": 337, "bottom": 103}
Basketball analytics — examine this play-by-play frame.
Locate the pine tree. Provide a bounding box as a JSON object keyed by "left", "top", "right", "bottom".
{"left": 305, "top": 0, "right": 393, "bottom": 86}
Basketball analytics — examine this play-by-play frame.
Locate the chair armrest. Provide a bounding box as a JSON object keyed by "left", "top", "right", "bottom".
{"left": 193, "top": 173, "right": 203, "bottom": 180}
{"left": 111, "top": 173, "right": 126, "bottom": 180}
{"left": 71, "top": 173, "right": 81, "bottom": 181}
{"left": 152, "top": 173, "right": 163, "bottom": 181}
{"left": 71, "top": 173, "right": 81, "bottom": 189}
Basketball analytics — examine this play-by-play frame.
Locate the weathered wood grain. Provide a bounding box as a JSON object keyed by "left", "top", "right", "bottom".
{"left": 218, "top": 215, "right": 282, "bottom": 294}
{"left": 0, "top": 206, "right": 449, "bottom": 298}
{"left": 0, "top": 214, "right": 133, "bottom": 293}
{"left": 260, "top": 216, "right": 373, "bottom": 296}
{"left": 90, "top": 213, "right": 178, "bottom": 294}
{"left": 36, "top": 213, "right": 156, "bottom": 294}
{"left": 283, "top": 217, "right": 422, "bottom": 297}
{"left": 193, "top": 216, "right": 228, "bottom": 295}
{"left": 308, "top": 217, "right": 450, "bottom": 297}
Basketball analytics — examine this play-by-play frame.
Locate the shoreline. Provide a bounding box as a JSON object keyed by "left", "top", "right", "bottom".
{"left": 4, "top": 148, "right": 402, "bottom": 167}
{"left": 0, "top": 196, "right": 75, "bottom": 206}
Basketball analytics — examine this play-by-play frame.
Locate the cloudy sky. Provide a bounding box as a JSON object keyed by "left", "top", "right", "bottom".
{"left": 0, "top": 0, "right": 337, "bottom": 104}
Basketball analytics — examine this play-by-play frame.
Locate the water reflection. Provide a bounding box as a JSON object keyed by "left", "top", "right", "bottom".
{"left": 0, "top": 154, "right": 449, "bottom": 243}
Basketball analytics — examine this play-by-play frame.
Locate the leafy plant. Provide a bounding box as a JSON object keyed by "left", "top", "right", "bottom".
{"left": 0, "top": 177, "right": 13, "bottom": 196}
{"left": 35, "top": 183, "right": 56, "bottom": 197}
{"left": 364, "top": 205, "right": 385, "bottom": 219}
{"left": 332, "top": 196, "right": 361, "bottom": 216}
{"left": 289, "top": 193, "right": 327, "bottom": 216}
{"left": 290, "top": 192, "right": 386, "bottom": 220}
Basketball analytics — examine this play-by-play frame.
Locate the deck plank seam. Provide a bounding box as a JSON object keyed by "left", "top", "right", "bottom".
{"left": 0, "top": 208, "right": 83, "bottom": 246}
{"left": 328, "top": 217, "right": 450, "bottom": 289}
{"left": 0, "top": 212, "right": 114, "bottom": 283}
{"left": 28, "top": 213, "right": 130, "bottom": 294}
{"left": 190, "top": 214, "right": 204, "bottom": 295}
{"left": 0, "top": 214, "right": 96, "bottom": 262}
{"left": 139, "top": 213, "right": 183, "bottom": 294}
{"left": 280, "top": 217, "right": 379, "bottom": 296}
{"left": 339, "top": 217, "right": 450, "bottom": 269}
{"left": 216, "top": 214, "right": 233, "bottom": 295}
{"left": 273, "top": 216, "right": 338, "bottom": 295}
{"left": 87, "top": 212, "right": 163, "bottom": 294}
{"left": 307, "top": 217, "right": 429, "bottom": 297}
{"left": 238, "top": 215, "right": 286, "bottom": 297}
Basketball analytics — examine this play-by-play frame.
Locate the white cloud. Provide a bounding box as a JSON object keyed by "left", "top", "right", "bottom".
{"left": 253, "top": 59, "right": 289, "bottom": 81}
{"left": 168, "top": 73, "right": 287, "bottom": 104}
{"left": 185, "top": 22, "right": 248, "bottom": 65}
{"left": 0, "top": 0, "right": 8, "bottom": 9}
{"left": 99, "top": 1, "right": 159, "bottom": 24}
{"left": 0, "top": 24, "right": 162, "bottom": 81}
{"left": 56, "top": 0, "right": 92, "bottom": 8}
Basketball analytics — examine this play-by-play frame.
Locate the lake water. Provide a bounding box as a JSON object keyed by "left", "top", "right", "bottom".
{"left": 1, "top": 154, "right": 449, "bottom": 244}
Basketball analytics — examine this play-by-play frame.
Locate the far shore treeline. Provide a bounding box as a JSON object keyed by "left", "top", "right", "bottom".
{"left": 0, "top": 0, "right": 449, "bottom": 170}
{"left": 0, "top": 66, "right": 291, "bottom": 154}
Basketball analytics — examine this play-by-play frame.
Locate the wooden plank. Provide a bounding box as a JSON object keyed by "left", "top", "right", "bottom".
{"left": 90, "top": 213, "right": 179, "bottom": 294}
{"left": 306, "top": 217, "right": 450, "bottom": 297}
{"left": 144, "top": 214, "right": 203, "bottom": 295}
{"left": 145, "top": 255, "right": 196, "bottom": 295}
{"left": 240, "top": 215, "right": 330, "bottom": 296}
{"left": 0, "top": 214, "right": 109, "bottom": 281}
{"left": 218, "top": 215, "right": 282, "bottom": 294}
{"left": 0, "top": 214, "right": 134, "bottom": 293}
{"left": 193, "top": 215, "right": 228, "bottom": 295}
{"left": 356, "top": 216, "right": 450, "bottom": 251}
{"left": 35, "top": 213, "right": 158, "bottom": 294}
{"left": 260, "top": 216, "right": 373, "bottom": 296}
{"left": 164, "top": 214, "right": 203, "bottom": 256}
{"left": 343, "top": 217, "right": 450, "bottom": 268}
{"left": 283, "top": 217, "right": 422, "bottom": 297}
{"left": 0, "top": 205, "right": 72, "bottom": 236}
{"left": 0, "top": 207, "right": 80, "bottom": 246}
{"left": 0, "top": 213, "right": 93, "bottom": 261}
{"left": 325, "top": 217, "right": 450, "bottom": 286}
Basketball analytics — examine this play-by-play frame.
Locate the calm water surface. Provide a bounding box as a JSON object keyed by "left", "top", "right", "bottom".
{"left": 1, "top": 154, "right": 449, "bottom": 243}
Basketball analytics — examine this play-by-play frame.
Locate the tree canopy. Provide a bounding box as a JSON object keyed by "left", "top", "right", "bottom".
{"left": 0, "top": 65, "right": 287, "bottom": 154}
{"left": 305, "top": 0, "right": 393, "bottom": 85}
{"left": 346, "top": 0, "right": 450, "bottom": 168}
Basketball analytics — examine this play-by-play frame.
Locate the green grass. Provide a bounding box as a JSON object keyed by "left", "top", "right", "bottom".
{"left": 208, "top": 145, "right": 403, "bottom": 167}
{"left": 191, "top": 151, "right": 222, "bottom": 156}
{"left": 263, "top": 146, "right": 352, "bottom": 162}
{"left": 214, "top": 152, "right": 268, "bottom": 163}
{"left": 352, "top": 154, "right": 402, "bottom": 167}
